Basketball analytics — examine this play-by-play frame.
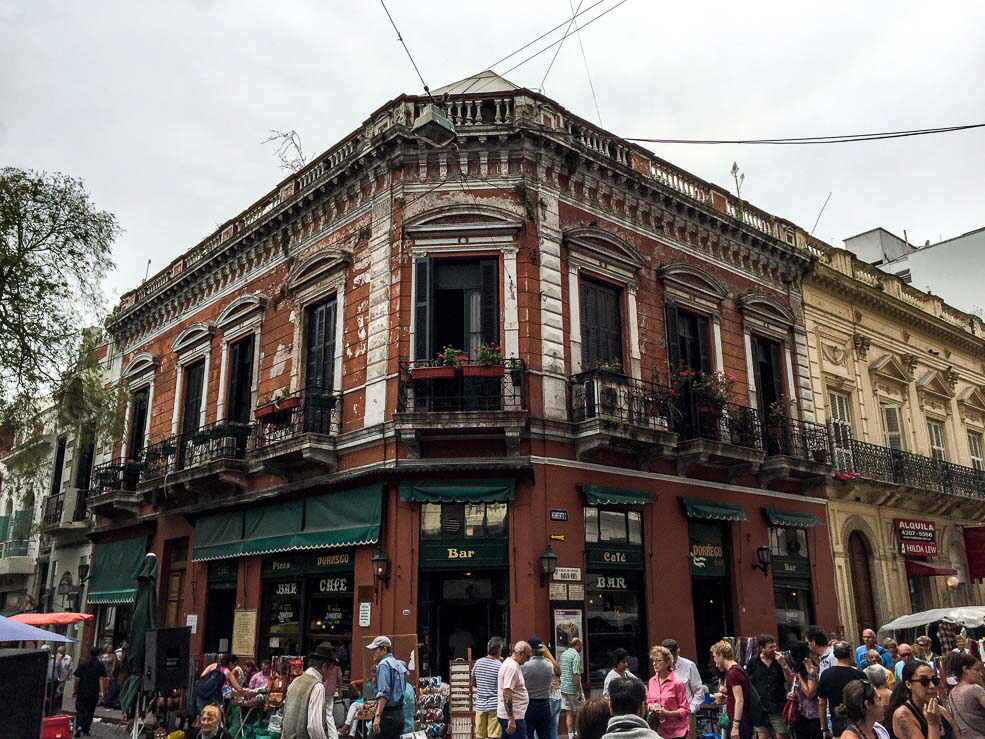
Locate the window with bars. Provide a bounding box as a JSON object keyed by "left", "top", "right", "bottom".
{"left": 927, "top": 420, "right": 947, "bottom": 461}
{"left": 880, "top": 404, "right": 905, "bottom": 450}
{"left": 969, "top": 432, "right": 984, "bottom": 471}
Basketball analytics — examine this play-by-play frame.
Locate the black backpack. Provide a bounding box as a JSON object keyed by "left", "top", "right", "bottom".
{"left": 194, "top": 666, "right": 226, "bottom": 704}
{"left": 728, "top": 665, "right": 766, "bottom": 726}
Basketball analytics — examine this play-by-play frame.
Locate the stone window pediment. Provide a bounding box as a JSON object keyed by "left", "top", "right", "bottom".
{"left": 171, "top": 322, "right": 216, "bottom": 354}
{"left": 869, "top": 353, "right": 914, "bottom": 387}
{"left": 738, "top": 292, "right": 795, "bottom": 340}
{"left": 957, "top": 386, "right": 985, "bottom": 423}
{"left": 404, "top": 204, "right": 525, "bottom": 241}
{"left": 122, "top": 352, "right": 160, "bottom": 381}
{"left": 216, "top": 293, "right": 268, "bottom": 330}
{"left": 657, "top": 263, "right": 728, "bottom": 313}
{"left": 564, "top": 226, "right": 645, "bottom": 279}
{"left": 917, "top": 370, "right": 955, "bottom": 415}
{"left": 287, "top": 249, "right": 351, "bottom": 292}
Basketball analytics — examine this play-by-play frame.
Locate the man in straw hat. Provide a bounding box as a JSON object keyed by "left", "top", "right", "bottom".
{"left": 283, "top": 641, "right": 340, "bottom": 739}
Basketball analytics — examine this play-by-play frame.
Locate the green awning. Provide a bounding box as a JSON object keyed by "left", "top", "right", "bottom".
{"left": 581, "top": 485, "right": 656, "bottom": 506}
{"left": 681, "top": 497, "right": 747, "bottom": 522}
{"left": 399, "top": 479, "right": 515, "bottom": 503}
{"left": 87, "top": 537, "right": 148, "bottom": 604}
{"left": 765, "top": 509, "right": 819, "bottom": 528}
{"left": 240, "top": 500, "right": 304, "bottom": 556}
{"left": 296, "top": 484, "right": 382, "bottom": 549}
{"left": 192, "top": 511, "right": 246, "bottom": 561}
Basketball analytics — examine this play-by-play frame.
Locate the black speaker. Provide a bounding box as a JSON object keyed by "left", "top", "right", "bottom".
{"left": 144, "top": 627, "right": 191, "bottom": 692}
{"left": 0, "top": 648, "right": 46, "bottom": 737}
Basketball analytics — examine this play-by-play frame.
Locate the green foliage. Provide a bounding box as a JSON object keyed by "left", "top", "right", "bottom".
{"left": 0, "top": 168, "right": 118, "bottom": 424}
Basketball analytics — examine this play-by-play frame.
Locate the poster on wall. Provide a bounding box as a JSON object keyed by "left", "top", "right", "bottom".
{"left": 553, "top": 608, "right": 583, "bottom": 658}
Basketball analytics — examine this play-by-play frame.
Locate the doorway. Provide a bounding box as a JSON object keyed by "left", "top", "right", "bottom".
{"left": 419, "top": 571, "right": 509, "bottom": 679}
{"left": 848, "top": 531, "right": 877, "bottom": 631}
{"left": 691, "top": 577, "right": 733, "bottom": 680}
{"left": 204, "top": 588, "right": 237, "bottom": 653}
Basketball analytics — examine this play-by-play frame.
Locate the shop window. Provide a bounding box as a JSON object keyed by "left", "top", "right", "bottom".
{"left": 880, "top": 404, "right": 905, "bottom": 450}
{"left": 50, "top": 437, "right": 67, "bottom": 495}
{"left": 420, "top": 502, "right": 507, "bottom": 538}
{"left": 927, "top": 420, "right": 947, "bottom": 461}
{"left": 753, "top": 335, "right": 784, "bottom": 414}
{"left": 225, "top": 334, "right": 255, "bottom": 423}
{"left": 414, "top": 258, "right": 499, "bottom": 361}
{"left": 665, "top": 303, "right": 710, "bottom": 374}
{"left": 580, "top": 277, "right": 622, "bottom": 369}
{"left": 969, "top": 432, "right": 984, "bottom": 471}
{"left": 128, "top": 386, "right": 150, "bottom": 460}
{"left": 305, "top": 297, "right": 337, "bottom": 390}
{"left": 584, "top": 507, "right": 642, "bottom": 544}
{"left": 770, "top": 527, "right": 808, "bottom": 559}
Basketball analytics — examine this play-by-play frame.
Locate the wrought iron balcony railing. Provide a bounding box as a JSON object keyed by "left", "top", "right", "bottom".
{"left": 397, "top": 359, "right": 526, "bottom": 413}
{"left": 252, "top": 386, "right": 342, "bottom": 451}
{"left": 1, "top": 540, "right": 31, "bottom": 558}
{"left": 141, "top": 421, "right": 253, "bottom": 481}
{"left": 569, "top": 369, "right": 676, "bottom": 431}
{"left": 677, "top": 398, "right": 766, "bottom": 451}
{"left": 764, "top": 416, "right": 833, "bottom": 464}
{"left": 42, "top": 493, "right": 64, "bottom": 528}
{"left": 92, "top": 458, "right": 141, "bottom": 495}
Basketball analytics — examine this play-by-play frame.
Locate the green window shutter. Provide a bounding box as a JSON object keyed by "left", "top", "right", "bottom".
{"left": 0, "top": 516, "right": 9, "bottom": 542}
{"left": 11, "top": 509, "right": 32, "bottom": 540}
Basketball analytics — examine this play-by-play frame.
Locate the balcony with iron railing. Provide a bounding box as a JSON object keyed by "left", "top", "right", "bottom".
{"left": 672, "top": 395, "right": 768, "bottom": 478}
{"left": 87, "top": 458, "right": 143, "bottom": 517}
{"left": 395, "top": 359, "right": 527, "bottom": 458}
{"left": 249, "top": 387, "right": 343, "bottom": 476}
{"left": 43, "top": 493, "right": 64, "bottom": 528}
{"left": 42, "top": 488, "right": 93, "bottom": 536}
{"left": 0, "top": 539, "right": 35, "bottom": 576}
{"left": 758, "top": 416, "right": 835, "bottom": 488}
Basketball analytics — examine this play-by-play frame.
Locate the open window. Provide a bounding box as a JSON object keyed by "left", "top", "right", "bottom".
{"left": 752, "top": 335, "right": 785, "bottom": 415}
{"left": 927, "top": 420, "right": 947, "bottom": 461}
{"left": 128, "top": 387, "right": 150, "bottom": 461}
{"left": 665, "top": 302, "right": 710, "bottom": 375}
{"left": 880, "top": 404, "right": 905, "bottom": 450}
{"left": 225, "top": 335, "right": 255, "bottom": 424}
{"left": 414, "top": 257, "right": 499, "bottom": 361}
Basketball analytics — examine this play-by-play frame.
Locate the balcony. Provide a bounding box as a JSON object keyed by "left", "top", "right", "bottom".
{"left": 394, "top": 359, "right": 527, "bottom": 458}
{"left": 837, "top": 433, "right": 985, "bottom": 507}
{"left": 568, "top": 370, "right": 677, "bottom": 465}
{"left": 249, "top": 387, "right": 342, "bottom": 478}
{"left": 757, "top": 417, "right": 835, "bottom": 489}
{"left": 0, "top": 540, "right": 35, "bottom": 576}
{"left": 87, "top": 458, "right": 143, "bottom": 517}
{"left": 42, "top": 489, "right": 92, "bottom": 538}
{"left": 42, "top": 493, "right": 64, "bottom": 528}
{"left": 139, "top": 421, "right": 252, "bottom": 502}
{"left": 675, "top": 399, "right": 767, "bottom": 479}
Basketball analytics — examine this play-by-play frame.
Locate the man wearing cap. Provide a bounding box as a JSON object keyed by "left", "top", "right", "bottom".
{"left": 283, "top": 642, "right": 340, "bottom": 739}
{"left": 368, "top": 635, "right": 408, "bottom": 739}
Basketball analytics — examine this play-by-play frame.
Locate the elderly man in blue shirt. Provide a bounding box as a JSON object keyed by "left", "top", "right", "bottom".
{"left": 854, "top": 628, "right": 893, "bottom": 669}
{"left": 367, "top": 636, "right": 408, "bottom": 739}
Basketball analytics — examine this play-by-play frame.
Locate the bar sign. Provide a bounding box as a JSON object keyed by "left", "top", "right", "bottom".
{"left": 550, "top": 509, "right": 568, "bottom": 522}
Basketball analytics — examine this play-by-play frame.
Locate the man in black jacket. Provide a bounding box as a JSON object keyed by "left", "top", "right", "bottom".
{"left": 746, "top": 635, "right": 793, "bottom": 739}
{"left": 73, "top": 647, "right": 106, "bottom": 737}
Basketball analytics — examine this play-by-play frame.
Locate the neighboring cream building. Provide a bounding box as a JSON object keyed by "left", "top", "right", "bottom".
{"left": 802, "top": 242, "right": 985, "bottom": 638}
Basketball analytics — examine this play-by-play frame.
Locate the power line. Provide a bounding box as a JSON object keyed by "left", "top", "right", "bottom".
{"left": 379, "top": 0, "right": 430, "bottom": 96}
{"left": 540, "top": 0, "right": 586, "bottom": 91}
{"left": 622, "top": 123, "right": 985, "bottom": 145}
{"left": 569, "top": 0, "right": 603, "bottom": 127}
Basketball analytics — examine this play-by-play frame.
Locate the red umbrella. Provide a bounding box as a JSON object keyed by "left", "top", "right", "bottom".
{"left": 9, "top": 612, "right": 94, "bottom": 626}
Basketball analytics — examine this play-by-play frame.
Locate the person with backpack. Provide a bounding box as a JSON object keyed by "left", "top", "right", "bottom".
{"left": 195, "top": 654, "right": 248, "bottom": 718}
{"left": 711, "top": 640, "right": 764, "bottom": 739}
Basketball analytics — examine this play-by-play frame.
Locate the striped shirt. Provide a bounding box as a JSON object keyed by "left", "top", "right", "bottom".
{"left": 472, "top": 656, "right": 502, "bottom": 712}
{"left": 559, "top": 648, "right": 582, "bottom": 694}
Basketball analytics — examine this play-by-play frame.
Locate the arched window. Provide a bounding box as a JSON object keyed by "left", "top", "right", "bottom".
{"left": 848, "top": 531, "right": 878, "bottom": 630}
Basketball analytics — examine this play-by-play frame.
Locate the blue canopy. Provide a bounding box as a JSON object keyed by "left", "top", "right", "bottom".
{"left": 0, "top": 614, "right": 76, "bottom": 643}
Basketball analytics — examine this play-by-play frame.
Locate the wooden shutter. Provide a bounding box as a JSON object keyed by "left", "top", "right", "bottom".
{"left": 128, "top": 387, "right": 150, "bottom": 460}
{"left": 664, "top": 301, "right": 681, "bottom": 372}
{"left": 848, "top": 532, "right": 878, "bottom": 631}
{"left": 305, "top": 299, "right": 336, "bottom": 390}
{"left": 479, "top": 259, "right": 499, "bottom": 347}
{"left": 226, "top": 335, "right": 255, "bottom": 423}
{"left": 580, "top": 279, "right": 599, "bottom": 367}
{"left": 696, "top": 315, "right": 711, "bottom": 374}
{"left": 414, "top": 258, "right": 433, "bottom": 361}
{"left": 880, "top": 404, "right": 904, "bottom": 450}
{"left": 927, "top": 421, "right": 947, "bottom": 461}
{"left": 769, "top": 341, "right": 784, "bottom": 402}
{"left": 581, "top": 278, "right": 622, "bottom": 368}
{"left": 828, "top": 391, "right": 852, "bottom": 427}
{"left": 181, "top": 361, "right": 205, "bottom": 438}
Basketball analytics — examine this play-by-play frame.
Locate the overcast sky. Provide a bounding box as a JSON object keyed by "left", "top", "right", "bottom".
{"left": 2, "top": 1, "right": 983, "bottom": 304}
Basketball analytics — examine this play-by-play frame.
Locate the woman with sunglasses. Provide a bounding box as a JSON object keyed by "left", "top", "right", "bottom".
{"left": 888, "top": 662, "right": 960, "bottom": 739}
{"left": 945, "top": 652, "right": 985, "bottom": 737}
{"left": 837, "top": 679, "right": 890, "bottom": 739}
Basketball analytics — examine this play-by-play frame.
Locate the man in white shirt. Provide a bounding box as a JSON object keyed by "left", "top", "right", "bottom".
{"left": 662, "top": 639, "right": 706, "bottom": 735}
{"left": 283, "top": 642, "right": 339, "bottom": 739}
{"left": 805, "top": 626, "right": 835, "bottom": 677}
{"left": 498, "top": 641, "right": 532, "bottom": 738}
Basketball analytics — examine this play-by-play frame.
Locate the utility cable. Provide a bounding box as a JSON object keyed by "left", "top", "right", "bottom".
{"left": 569, "top": 0, "right": 603, "bottom": 127}
{"left": 622, "top": 123, "right": 985, "bottom": 145}
{"left": 540, "top": 0, "right": 586, "bottom": 91}
{"left": 379, "top": 0, "right": 431, "bottom": 97}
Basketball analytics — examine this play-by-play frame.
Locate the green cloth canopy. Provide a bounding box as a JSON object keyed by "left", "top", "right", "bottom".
{"left": 87, "top": 537, "right": 148, "bottom": 604}
{"left": 399, "top": 479, "right": 515, "bottom": 503}
{"left": 580, "top": 485, "right": 655, "bottom": 506}
{"left": 765, "top": 509, "right": 819, "bottom": 528}
{"left": 681, "top": 497, "right": 747, "bottom": 522}
{"left": 192, "top": 484, "right": 382, "bottom": 561}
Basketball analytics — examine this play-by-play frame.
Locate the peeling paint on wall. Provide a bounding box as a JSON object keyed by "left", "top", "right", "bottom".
{"left": 270, "top": 343, "right": 291, "bottom": 379}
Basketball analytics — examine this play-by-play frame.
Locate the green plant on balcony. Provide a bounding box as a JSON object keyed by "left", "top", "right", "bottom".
{"left": 593, "top": 358, "right": 623, "bottom": 374}
{"left": 476, "top": 342, "right": 503, "bottom": 365}
{"left": 437, "top": 345, "right": 464, "bottom": 367}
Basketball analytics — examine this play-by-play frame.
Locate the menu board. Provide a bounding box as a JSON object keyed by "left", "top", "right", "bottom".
{"left": 232, "top": 609, "right": 258, "bottom": 657}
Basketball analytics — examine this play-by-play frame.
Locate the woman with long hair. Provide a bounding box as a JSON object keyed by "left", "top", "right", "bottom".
{"left": 542, "top": 646, "right": 563, "bottom": 739}
{"left": 837, "top": 679, "right": 890, "bottom": 739}
{"left": 789, "top": 641, "right": 822, "bottom": 739}
{"left": 888, "top": 661, "right": 959, "bottom": 739}
{"left": 945, "top": 652, "right": 985, "bottom": 737}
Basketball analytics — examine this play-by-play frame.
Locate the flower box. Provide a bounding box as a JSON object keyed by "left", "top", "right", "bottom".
{"left": 255, "top": 397, "right": 301, "bottom": 419}
{"left": 462, "top": 365, "right": 504, "bottom": 379}
{"left": 411, "top": 366, "right": 457, "bottom": 381}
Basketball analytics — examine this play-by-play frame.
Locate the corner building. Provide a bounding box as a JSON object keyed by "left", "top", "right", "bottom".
{"left": 84, "top": 72, "right": 838, "bottom": 683}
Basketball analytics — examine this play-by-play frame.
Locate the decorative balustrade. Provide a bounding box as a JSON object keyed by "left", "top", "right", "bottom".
{"left": 42, "top": 493, "right": 64, "bottom": 528}
{"left": 397, "top": 359, "right": 526, "bottom": 414}
{"left": 1, "top": 540, "right": 32, "bottom": 558}
{"left": 251, "top": 387, "right": 343, "bottom": 450}
{"left": 569, "top": 370, "right": 676, "bottom": 431}
{"left": 140, "top": 422, "right": 252, "bottom": 481}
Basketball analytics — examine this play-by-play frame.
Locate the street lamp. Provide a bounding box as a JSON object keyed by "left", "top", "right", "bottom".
{"left": 372, "top": 547, "right": 391, "bottom": 588}
{"left": 754, "top": 546, "right": 772, "bottom": 576}
{"left": 77, "top": 562, "right": 90, "bottom": 584}
{"left": 540, "top": 544, "right": 558, "bottom": 585}
{"left": 411, "top": 103, "right": 457, "bottom": 147}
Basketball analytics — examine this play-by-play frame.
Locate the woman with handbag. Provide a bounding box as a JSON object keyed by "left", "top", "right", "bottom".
{"left": 786, "top": 641, "right": 821, "bottom": 739}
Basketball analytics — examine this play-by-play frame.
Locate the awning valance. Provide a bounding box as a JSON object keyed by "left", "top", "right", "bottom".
{"left": 580, "top": 486, "right": 655, "bottom": 506}
{"left": 192, "top": 485, "right": 382, "bottom": 562}
{"left": 399, "top": 479, "right": 515, "bottom": 504}
{"left": 905, "top": 560, "right": 958, "bottom": 577}
{"left": 682, "top": 497, "right": 747, "bottom": 522}
{"left": 87, "top": 537, "right": 148, "bottom": 604}
{"left": 765, "top": 509, "right": 819, "bottom": 528}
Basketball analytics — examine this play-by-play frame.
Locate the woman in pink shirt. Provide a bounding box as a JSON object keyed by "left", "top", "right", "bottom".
{"left": 647, "top": 645, "right": 690, "bottom": 739}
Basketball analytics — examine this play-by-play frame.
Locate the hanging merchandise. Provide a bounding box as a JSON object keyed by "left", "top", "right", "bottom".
{"left": 417, "top": 676, "right": 448, "bottom": 738}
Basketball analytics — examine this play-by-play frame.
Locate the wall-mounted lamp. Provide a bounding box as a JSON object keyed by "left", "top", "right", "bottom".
{"left": 754, "top": 546, "right": 772, "bottom": 576}
{"left": 372, "top": 547, "right": 391, "bottom": 588}
{"left": 947, "top": 575, "right": 961, "bottom": 588}
{"left": 540, "top": 544, "right": 558, "bottom": 585}
{"left": 77, "top": 562, "right": 90, "bottom": 585}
